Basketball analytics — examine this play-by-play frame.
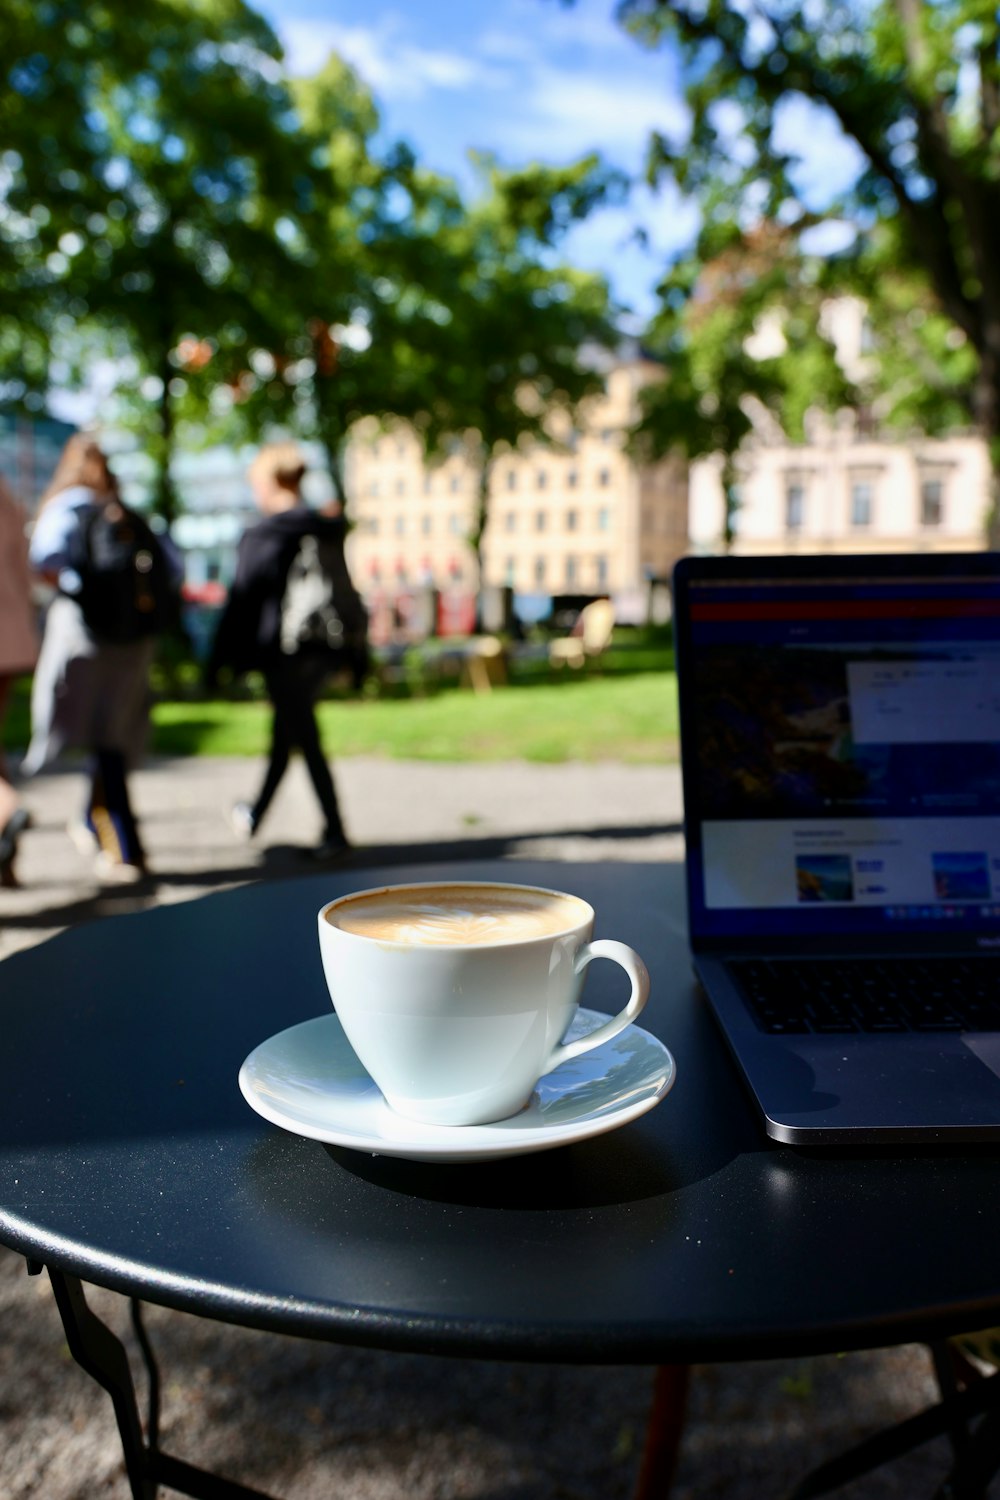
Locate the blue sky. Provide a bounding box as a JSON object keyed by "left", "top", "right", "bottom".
{"left": 254, "top": 0, "right": 700, "bottom": 319}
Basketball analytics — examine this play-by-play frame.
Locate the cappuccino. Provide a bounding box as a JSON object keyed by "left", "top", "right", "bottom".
{"left": 326, "top": 882, "right": 587, "bottom": 947}
{"left": 318, "top": 879, "right": 650, "bottom": 1125}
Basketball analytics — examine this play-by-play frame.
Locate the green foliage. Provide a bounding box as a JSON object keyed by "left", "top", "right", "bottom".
{"left": 3, "top": 1, "right": 314, "bottom": 515}
{"left": 613, "top": 0, "right": 1000, "bottom": 539}
{"left": 635, "top": 223, "right": 852, "bottom": 541}
{"left": 4, "top": 5, "right": 618, "bottom": 538}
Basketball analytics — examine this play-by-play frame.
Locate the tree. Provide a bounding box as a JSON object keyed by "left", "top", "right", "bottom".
{"left": 184, "top": 56, "right": 623, "bottom": 581}
{"left": 636, "top": 222, "right": 853, "bottom": 545}
{"left": 615, "top": 0, "right": 1000, "bottom": 539}
{"left": 3, "top": 0, "right": 320, "bottom": 520}
{"left": 403, "top": 152, "right": 622, "bottom": 584}
{"left": 182, "top": 53, "right": 471, "bottom": 503}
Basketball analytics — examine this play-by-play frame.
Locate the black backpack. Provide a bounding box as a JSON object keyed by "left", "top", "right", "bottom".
{"left": 71, "top": 503, "right": 180, "bottom": 645}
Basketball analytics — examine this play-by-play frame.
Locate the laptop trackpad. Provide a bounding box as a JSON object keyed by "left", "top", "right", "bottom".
{"left": 962, "top": 1035, "right": 1000, "bottom": 1081}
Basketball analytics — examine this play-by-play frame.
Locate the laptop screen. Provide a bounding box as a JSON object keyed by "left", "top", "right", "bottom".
{"left": 674, "top": 554, "right": 1000, "bottom": 944}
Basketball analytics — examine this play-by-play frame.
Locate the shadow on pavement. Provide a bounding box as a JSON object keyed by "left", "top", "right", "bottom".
{"left": 0, "top": 818, "right": 684, "bottom": 936}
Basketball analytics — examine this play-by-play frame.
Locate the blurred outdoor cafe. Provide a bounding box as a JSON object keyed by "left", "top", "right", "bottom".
{"left": 180, "top": 576, "right": 675, "bottom": 696}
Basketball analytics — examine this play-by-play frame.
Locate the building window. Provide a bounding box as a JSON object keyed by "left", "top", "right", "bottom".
{"left": 394, "top": 515, "right": 406, "bottom": 536}
{"left": 368, "top": 480, "right": 379, "bottom": 497}
{"left": 921, "top": 478, "right": 944, "bottom": 526}
{"left": 395, "top": 478, "right": 406, "bottom": 496}
{"left": 505, "top": 557, "right": 516, "bottom": 582}
{"left": 421, "top": 514, "right": 432, "bottom": 535}
{"left": 597, "top": 506, "right": 610, "bottom": 531}
{"left": 597, "top": 468, "right": 611, "bottom": 487}
{"left": 534, "top": 556, "right": 547, "bottom": 584}
{"left": 535, "top": 510, "right": 547, "bottom": 532}
{"left": 449, "top": 475, "right": 460, "bottom": 493}
{"left": 565, "top": 508, "right": 578, "bottom": 532}
{"left": 422, "top": 474, "right": 432, "bottom": 494}
{"left": 565, "top": 556, "right": 577, "bottom": 585}
{"left": 368, "top": 517, "right": 380, "bottom": 536}
{"left": 851, "top": 481, "right": 872, "bottom": 527}
{"left": 449, "top": 514, "right": 462, "bottom": 534}
{"left": 397, "top": 439, "right": 407, "bottom": 457}
{"left": 595, "top": 554, "right": 608, "bottom": 586}
{"left": 537, "top": 470, "right": 548, "bottom": 489}
{"left": 567, "top": 469, "right": 578, "bottom": 489}
{"left": 786, "top": 483, "right": 804, "bottom": 530}
{"left": 506, "top": 470, "right": 517, "bottom": 490}
{"left": 504, "top": 511, "right": 516, "bottom": 532}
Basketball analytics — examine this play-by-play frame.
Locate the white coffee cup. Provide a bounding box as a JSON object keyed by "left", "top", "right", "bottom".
{"left": 317, "top": 879, "right": 651, "bottom": 1127}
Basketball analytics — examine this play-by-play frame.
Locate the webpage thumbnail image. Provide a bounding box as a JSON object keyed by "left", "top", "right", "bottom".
{"left": 932, "top": 852, "right": 991, "bottom": 902}
{"left": 796, "top": 854, "right": 854, "bottom": 903}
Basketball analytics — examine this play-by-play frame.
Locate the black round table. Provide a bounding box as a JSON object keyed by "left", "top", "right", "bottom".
{"left": 3, "top": 859, "right": 1000, "bottom": 1499}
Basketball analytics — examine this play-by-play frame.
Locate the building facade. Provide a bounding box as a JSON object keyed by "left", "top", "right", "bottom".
{"left": 689, "top": 422, "right": 991, "bottom": 555}
{"left": 689, "top": 298, "right": 993, "bottom": 555}
{"left": 343, "top": 358, "right": 689, "bottom": 611}
{"left": 0, "top": 413, "right": 75, "bottom": 506}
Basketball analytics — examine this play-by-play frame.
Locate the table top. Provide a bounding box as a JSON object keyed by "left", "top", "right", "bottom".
{"left": 2, "top": 857, "right": 1000, "bottom": 1366}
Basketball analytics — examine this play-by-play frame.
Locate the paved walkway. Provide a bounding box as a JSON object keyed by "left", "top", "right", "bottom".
{"left": 0, "top": 754, "right": 684, "bottom": 959}
{"left": 0, "top": 755, "right": 957, "bottom": 1497}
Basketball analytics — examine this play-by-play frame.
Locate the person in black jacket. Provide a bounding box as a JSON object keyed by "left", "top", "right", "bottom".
{"left": 207, "top": 442, "right": 367, "bottom": 859}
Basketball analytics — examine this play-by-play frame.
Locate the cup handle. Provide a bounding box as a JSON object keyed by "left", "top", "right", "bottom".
{"left": 543, "top": 940, "right": 651, "bottom": 1073}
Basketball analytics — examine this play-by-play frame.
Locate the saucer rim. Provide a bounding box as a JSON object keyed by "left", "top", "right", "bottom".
{"left": 238, "top": 1008, "right": 675, "bottom": 1163}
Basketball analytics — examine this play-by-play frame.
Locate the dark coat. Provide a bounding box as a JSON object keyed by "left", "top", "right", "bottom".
{"left": 208, "top": 507, "right": 365, "bottom": 679}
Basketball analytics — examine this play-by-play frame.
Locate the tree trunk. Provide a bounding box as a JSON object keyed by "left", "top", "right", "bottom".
{"left": 313, "top": 385, "right": 347, "bottom": 513}
{"left": 722, "top": 454, "right": 741, "bottom": 552}
{"left": 973, "top": 336, "right": 1000, "bottom": 548}
{"left": 471, "top": 449, "right": 493, "bottom": 594}
{"left": 154, "top": 346, "right": 177, "bottom": 525}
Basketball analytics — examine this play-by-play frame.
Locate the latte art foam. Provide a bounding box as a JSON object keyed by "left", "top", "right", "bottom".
{"left": 327, "top": 884, "right": 587, "bottom": 946}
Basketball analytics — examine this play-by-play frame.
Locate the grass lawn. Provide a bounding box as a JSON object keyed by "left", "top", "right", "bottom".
{"left": 150, "top": 670, "right": 679, "bottom": 763}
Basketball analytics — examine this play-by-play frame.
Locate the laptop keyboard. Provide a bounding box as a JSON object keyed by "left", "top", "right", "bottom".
{"left": 730, "top": 957, "right": 1000, "bottom": 1034}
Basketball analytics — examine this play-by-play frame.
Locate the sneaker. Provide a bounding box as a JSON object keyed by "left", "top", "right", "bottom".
{"left": 94, "top": 852, "right": 148, "bottom": 885}
{"left": 230, "top": 802, "right": 257, "bottom": 839}
{"left": 67, "top": 818, "right": 99, "bottom": 857}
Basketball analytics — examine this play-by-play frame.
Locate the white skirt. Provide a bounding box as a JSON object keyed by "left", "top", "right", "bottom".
{"left": 22, "top": 596, "right": 155, "bottom": 773}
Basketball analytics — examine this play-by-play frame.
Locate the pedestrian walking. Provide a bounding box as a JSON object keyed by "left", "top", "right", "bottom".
{"left": 23, "top": 434, "right": 182, "bottom": 883}
{"left": 0, "top": 476, "right": 39, "bottom": 886}
{"left": 206, "top": 441, "right": 368, "bottom": 859}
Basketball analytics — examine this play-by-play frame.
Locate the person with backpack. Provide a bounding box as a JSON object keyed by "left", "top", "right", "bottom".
{"left": 206, "top": 441, "right": 367, "bottom": 860}
{"left": 23, "top": 433, "right": 182, "bottom": 883}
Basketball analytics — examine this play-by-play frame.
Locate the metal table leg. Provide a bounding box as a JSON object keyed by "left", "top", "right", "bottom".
{"left": 787, "top": 1344, "right": 1000, "bottom": 1500}
{"left": 41, "top": 1263, "right": 280, "bottom": 1500}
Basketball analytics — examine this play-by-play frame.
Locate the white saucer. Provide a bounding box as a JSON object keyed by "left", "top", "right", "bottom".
{"left": 239, "top": 1008, "right": 676, "bottom": 1163}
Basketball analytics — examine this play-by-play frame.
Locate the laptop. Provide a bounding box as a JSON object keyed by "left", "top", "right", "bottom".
{"left": 672, "top": 550, "right": 1000, "bottom": 1144}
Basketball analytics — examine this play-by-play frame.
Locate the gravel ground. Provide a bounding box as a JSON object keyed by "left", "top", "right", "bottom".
{"left": 0, "top": 753, "right": 984, "bottom": 1498}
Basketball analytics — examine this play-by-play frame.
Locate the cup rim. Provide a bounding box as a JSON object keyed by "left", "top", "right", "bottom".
{"left": 318, "top": 879, "right": 594, "bottom": 949}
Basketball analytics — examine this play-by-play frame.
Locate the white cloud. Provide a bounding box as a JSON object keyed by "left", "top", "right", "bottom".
{"left": 772, "top": 96, "right": 867, "bottom": 204}
{"left": 560, "top": 185, "right": 700, "bottom": 315}
{"left": 279, "top": 17, "right": 504, "bottom": 98}
{"left": 499, "top": 65, "right": 687, "bottom": 167}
